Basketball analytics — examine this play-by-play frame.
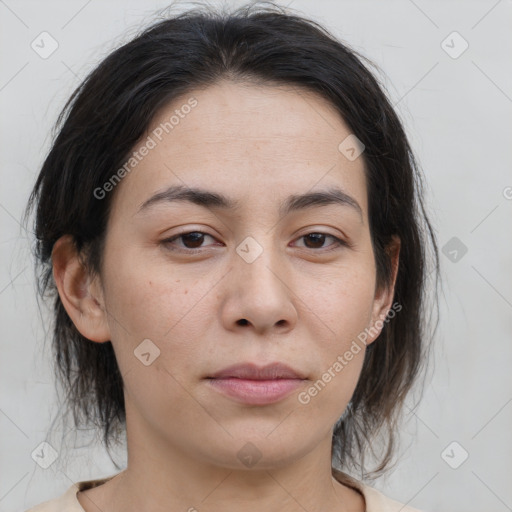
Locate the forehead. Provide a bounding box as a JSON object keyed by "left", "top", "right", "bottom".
{"left": 110, "top": 80, "right": 368, "bottom": 220}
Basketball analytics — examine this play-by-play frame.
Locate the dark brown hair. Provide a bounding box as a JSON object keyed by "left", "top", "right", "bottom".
{"left": 25, "top": 0, "right": 440, "bottom": 479}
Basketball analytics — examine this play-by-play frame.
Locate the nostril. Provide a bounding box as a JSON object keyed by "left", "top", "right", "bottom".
{"left": 237, "top": 319, "right": 249, "bottom": 326}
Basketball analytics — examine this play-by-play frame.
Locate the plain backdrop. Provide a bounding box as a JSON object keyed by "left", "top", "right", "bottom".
{"left": 1, "top": 1, "right": 511, "bottom": 511}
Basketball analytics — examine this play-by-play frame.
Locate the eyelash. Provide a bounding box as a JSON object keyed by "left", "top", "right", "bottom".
{"left": 161, "top": 230, "right": 350, "bottom": 254}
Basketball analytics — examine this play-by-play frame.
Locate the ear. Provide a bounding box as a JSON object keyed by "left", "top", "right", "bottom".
{"left": 366, "top": 235, "right": 401, "bottom": 346}
{"left": 52, "top": 235, "right": 111, "bottom": 343}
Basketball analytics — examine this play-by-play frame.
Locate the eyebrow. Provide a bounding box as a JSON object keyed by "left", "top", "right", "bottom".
{"left": 137, "top": 184, "right": 363, "bottom": 221}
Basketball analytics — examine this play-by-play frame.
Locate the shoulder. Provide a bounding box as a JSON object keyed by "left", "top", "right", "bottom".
{"left": 24, "top": 483, "right": 81, "bottom": 512}
{"left": 361, "top": 485, "right": 423, "bottom": 512}
{"left": 332, "top": 468, "right": 424, "bottom": 512}
{"left": 24, "top": 474, "right": 118, "bottom": 512}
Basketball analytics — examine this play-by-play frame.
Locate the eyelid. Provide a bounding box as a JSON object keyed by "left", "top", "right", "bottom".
{"left": 292, "top": 226, "right": 353, "bottom": 249}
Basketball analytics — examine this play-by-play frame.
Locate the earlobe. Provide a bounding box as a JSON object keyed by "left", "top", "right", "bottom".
{"left": 366, "top": 235, "right": 401, "bottom": 345}
{"left": 52, "top": 235, "right": 111, "bottom": 343}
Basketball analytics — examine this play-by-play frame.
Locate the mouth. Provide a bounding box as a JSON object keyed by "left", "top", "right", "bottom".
{"left": 205, "top": 362, "right": 307, "bottom": 405}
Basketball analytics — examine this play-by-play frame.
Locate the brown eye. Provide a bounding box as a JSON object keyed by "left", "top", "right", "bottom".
{"left": 180, "top": 232, "right": 206, "bottom": 248}
{"left": 295, "top": 232, "right": 346, "bottom": 251}
{"left": 162, "top": 231, "right": 219, "bottom": 253}
{"left": 303, "top": 233, "right": 327, "bottom": 249}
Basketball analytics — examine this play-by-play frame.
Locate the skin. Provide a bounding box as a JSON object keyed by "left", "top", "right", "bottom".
{"left": 52, "top": 80, "right": 399, "bottom": 512}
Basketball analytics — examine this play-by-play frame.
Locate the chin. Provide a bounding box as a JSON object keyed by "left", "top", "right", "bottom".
{"left": 195, "top": 430, "right": 315, "bottom": 471}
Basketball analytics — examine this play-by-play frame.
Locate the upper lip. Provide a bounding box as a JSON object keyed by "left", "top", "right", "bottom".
{"left": 208, "top": 362, "right": 306, "bottom": 380}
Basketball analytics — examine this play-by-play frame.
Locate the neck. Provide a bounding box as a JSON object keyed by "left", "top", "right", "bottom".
{"left": 84, "top": 401, "right": 364, "bottom": 512}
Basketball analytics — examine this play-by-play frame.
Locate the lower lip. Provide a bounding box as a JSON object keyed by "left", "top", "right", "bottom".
{"left": 206, "top": 378, "right": 305, "bottom": 405}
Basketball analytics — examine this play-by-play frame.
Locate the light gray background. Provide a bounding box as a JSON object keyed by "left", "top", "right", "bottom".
{"left": 1, "top": 1, "right": 511, "bottom": 511}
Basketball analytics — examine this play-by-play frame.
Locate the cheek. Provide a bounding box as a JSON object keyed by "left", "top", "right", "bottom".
{"left": 297, "top": 262, "right": 375, "bottom": 407}
{"left": 102, "top": 244, "right": 210, "bottom": 337}
{"left": 296, "top": 272, "right": 373, "bottom": 414}
{"left": 100, "top": 244, "right": 220, "bottom": 385}
{"left": 309, "top": 264, "right": 376, "bottom": 347}
{"left": 101, "top": 255, "right": 212, "bottom": 418}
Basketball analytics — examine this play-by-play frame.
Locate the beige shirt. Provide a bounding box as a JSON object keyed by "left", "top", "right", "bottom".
{"left": 25, "top": 469, "right": 422, "bottom": 512}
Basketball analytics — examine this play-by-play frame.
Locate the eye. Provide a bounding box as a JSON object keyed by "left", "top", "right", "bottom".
{"left": 161, "top": 230, "right": 349, "bottom": 255}
{"left": 293, "top": 232, "right": 348, "bottom": 251}
{"left": 161, "top": 231, "right": 220, "bottom": 253}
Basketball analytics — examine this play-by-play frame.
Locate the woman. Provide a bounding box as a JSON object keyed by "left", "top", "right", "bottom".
{"left": 25, "top": 2, "right": 439, "bottom": 511}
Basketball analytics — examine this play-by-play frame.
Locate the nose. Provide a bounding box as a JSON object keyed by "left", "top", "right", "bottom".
{"left": 219, "top": 239, "right": 298, "bottom": 335}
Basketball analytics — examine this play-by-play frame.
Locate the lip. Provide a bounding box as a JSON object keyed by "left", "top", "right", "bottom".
{"left": 208, "top": 362, "right": 306, "bottom": 380}
{"left": 206, "top": 362, "right": 307, "bottom": 405}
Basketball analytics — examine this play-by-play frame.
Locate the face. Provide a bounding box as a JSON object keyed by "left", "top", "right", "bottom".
{"left": 58, "top": 80, "right": 398, "bottom": 470}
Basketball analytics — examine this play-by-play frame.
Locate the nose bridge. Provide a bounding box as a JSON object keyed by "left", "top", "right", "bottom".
{"left": 235, "top": 233, "right": 285, "bottom": 290}
{"left": 222, "top": 232, "right": 297, "bottom": 332}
